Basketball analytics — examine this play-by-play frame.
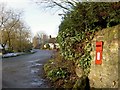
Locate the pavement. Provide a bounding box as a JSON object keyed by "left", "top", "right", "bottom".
{"left": 2, "top": 49, "right": 54, "bottom": 88}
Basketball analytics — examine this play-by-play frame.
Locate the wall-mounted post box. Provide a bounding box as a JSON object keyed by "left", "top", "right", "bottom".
{"left": 95, "top": 41, "right": 103, "bottom": 65}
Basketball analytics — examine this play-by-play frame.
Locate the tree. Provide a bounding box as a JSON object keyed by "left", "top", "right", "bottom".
{"left": 0, "top": 4, "right": 32, "bottom": 53}
{"left": 32, "top": 31, "right": 48, "bottom": 49}
{"left": 33, "top": 36, "right": 39, "bottom": 49}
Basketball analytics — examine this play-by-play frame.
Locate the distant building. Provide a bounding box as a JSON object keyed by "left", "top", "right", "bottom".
{"left": 41, "top": 34, "right": 48, "bottom": 44}
{"left": 44, "top": 35, "right": 60, "bottom": 49}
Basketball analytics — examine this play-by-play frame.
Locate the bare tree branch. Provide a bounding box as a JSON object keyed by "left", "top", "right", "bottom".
{"left": 34, "top": 0, "right": 79, "bottom": 12}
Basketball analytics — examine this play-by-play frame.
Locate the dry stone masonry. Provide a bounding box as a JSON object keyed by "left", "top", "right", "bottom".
{"left": 88, "top": 25, "right": 119, "bottom": 88}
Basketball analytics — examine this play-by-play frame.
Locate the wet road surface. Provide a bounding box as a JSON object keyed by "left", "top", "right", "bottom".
{"left": 2, "top": 50, "right": 54, "bottom": 88}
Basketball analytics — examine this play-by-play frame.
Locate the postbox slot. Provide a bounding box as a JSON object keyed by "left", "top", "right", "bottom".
{"left": 96, "top": 45, "right": 101, "bottom": 47}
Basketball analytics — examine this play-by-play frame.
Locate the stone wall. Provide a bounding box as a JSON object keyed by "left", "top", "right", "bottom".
{"left": 88, "top": 25, "right": 119, "bottom": 88}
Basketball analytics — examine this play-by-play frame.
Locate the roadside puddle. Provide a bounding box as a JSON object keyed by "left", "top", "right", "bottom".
{"left": 29, "top": 59, "right": 48, "bottom": 87}
{"left": 31, "top": 68, "right": 39, "bottom": 74}
{"left": 28, "top": 59, "right": 40, "bottom": 63}
{"left": 31, "top": 79, "right": 43, "bottom": 86}
{"left": 31, "top": 63, "right": 43, "bottom": 67}
{"left": 30, "top": 78, "right": 48, "bottom": 87}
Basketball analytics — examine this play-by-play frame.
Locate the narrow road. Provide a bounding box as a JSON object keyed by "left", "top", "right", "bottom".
{"left": 2, "top": 49, "right": 54, "bottom": 88}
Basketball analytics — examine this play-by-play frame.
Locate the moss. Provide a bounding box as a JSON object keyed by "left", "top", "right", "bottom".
{"left": 97, "top": 25, "right": 119, "bottom": 41}
{"left": 89, "top": 25, "right": 119, "bottom": 88}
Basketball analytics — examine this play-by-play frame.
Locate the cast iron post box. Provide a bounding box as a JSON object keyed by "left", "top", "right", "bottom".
{"left": 95, "top": 41, "right": 103, "bottom": 65}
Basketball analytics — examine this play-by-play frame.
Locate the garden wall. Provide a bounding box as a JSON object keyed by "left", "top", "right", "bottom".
{"left": 88, "top": 25, "right": 119, "bottom": 88}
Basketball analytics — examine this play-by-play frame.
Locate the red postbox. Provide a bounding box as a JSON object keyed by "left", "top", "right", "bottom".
{"left": 95, "top": 41, "right": 103, "bottom": 65}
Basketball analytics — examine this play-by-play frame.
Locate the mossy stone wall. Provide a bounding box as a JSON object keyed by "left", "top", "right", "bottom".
{"left": 88, "top": 25, "right": 119, "bottom": 88}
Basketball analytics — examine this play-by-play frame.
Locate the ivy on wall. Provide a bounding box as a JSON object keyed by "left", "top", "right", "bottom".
{"left": 57, "top": 2, "right": 120, "bottom": 75}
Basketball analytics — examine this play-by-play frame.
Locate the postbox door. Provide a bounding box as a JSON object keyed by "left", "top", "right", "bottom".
{"left": 95, "top": 41, "right": 103, "bottom": 65}
{"left": 95, "top": 50, "right": 102, "bottom": 64}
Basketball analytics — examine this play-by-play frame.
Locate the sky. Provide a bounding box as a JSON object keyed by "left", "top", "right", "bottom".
{"left": 0, "top": 0, "right": 62, "bottom": 37}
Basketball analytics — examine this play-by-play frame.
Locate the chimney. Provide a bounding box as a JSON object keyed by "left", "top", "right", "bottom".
{"left": 49, "top": 35, "right": 52, "bottom": 39}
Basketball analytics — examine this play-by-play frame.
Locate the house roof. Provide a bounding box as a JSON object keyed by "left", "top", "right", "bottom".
{"left": 48, "top": 38, "right": 56, "bottom": 43}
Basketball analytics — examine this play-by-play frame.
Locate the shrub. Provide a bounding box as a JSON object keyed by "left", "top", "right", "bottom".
{"left": 45, "top": 43, "right": 50, "bottom": 49}
{"left": 47, "top": 67, "right": 68, "bottom": 81}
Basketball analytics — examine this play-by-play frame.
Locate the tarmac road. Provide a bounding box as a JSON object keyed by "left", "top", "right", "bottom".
{"left": 2, "top": 49, "right": 54, "bottom": 88}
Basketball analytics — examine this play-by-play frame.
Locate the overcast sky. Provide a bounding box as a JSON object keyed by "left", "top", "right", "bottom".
{"left": 0, "top": 0, "right": 62, "bottom": 37}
